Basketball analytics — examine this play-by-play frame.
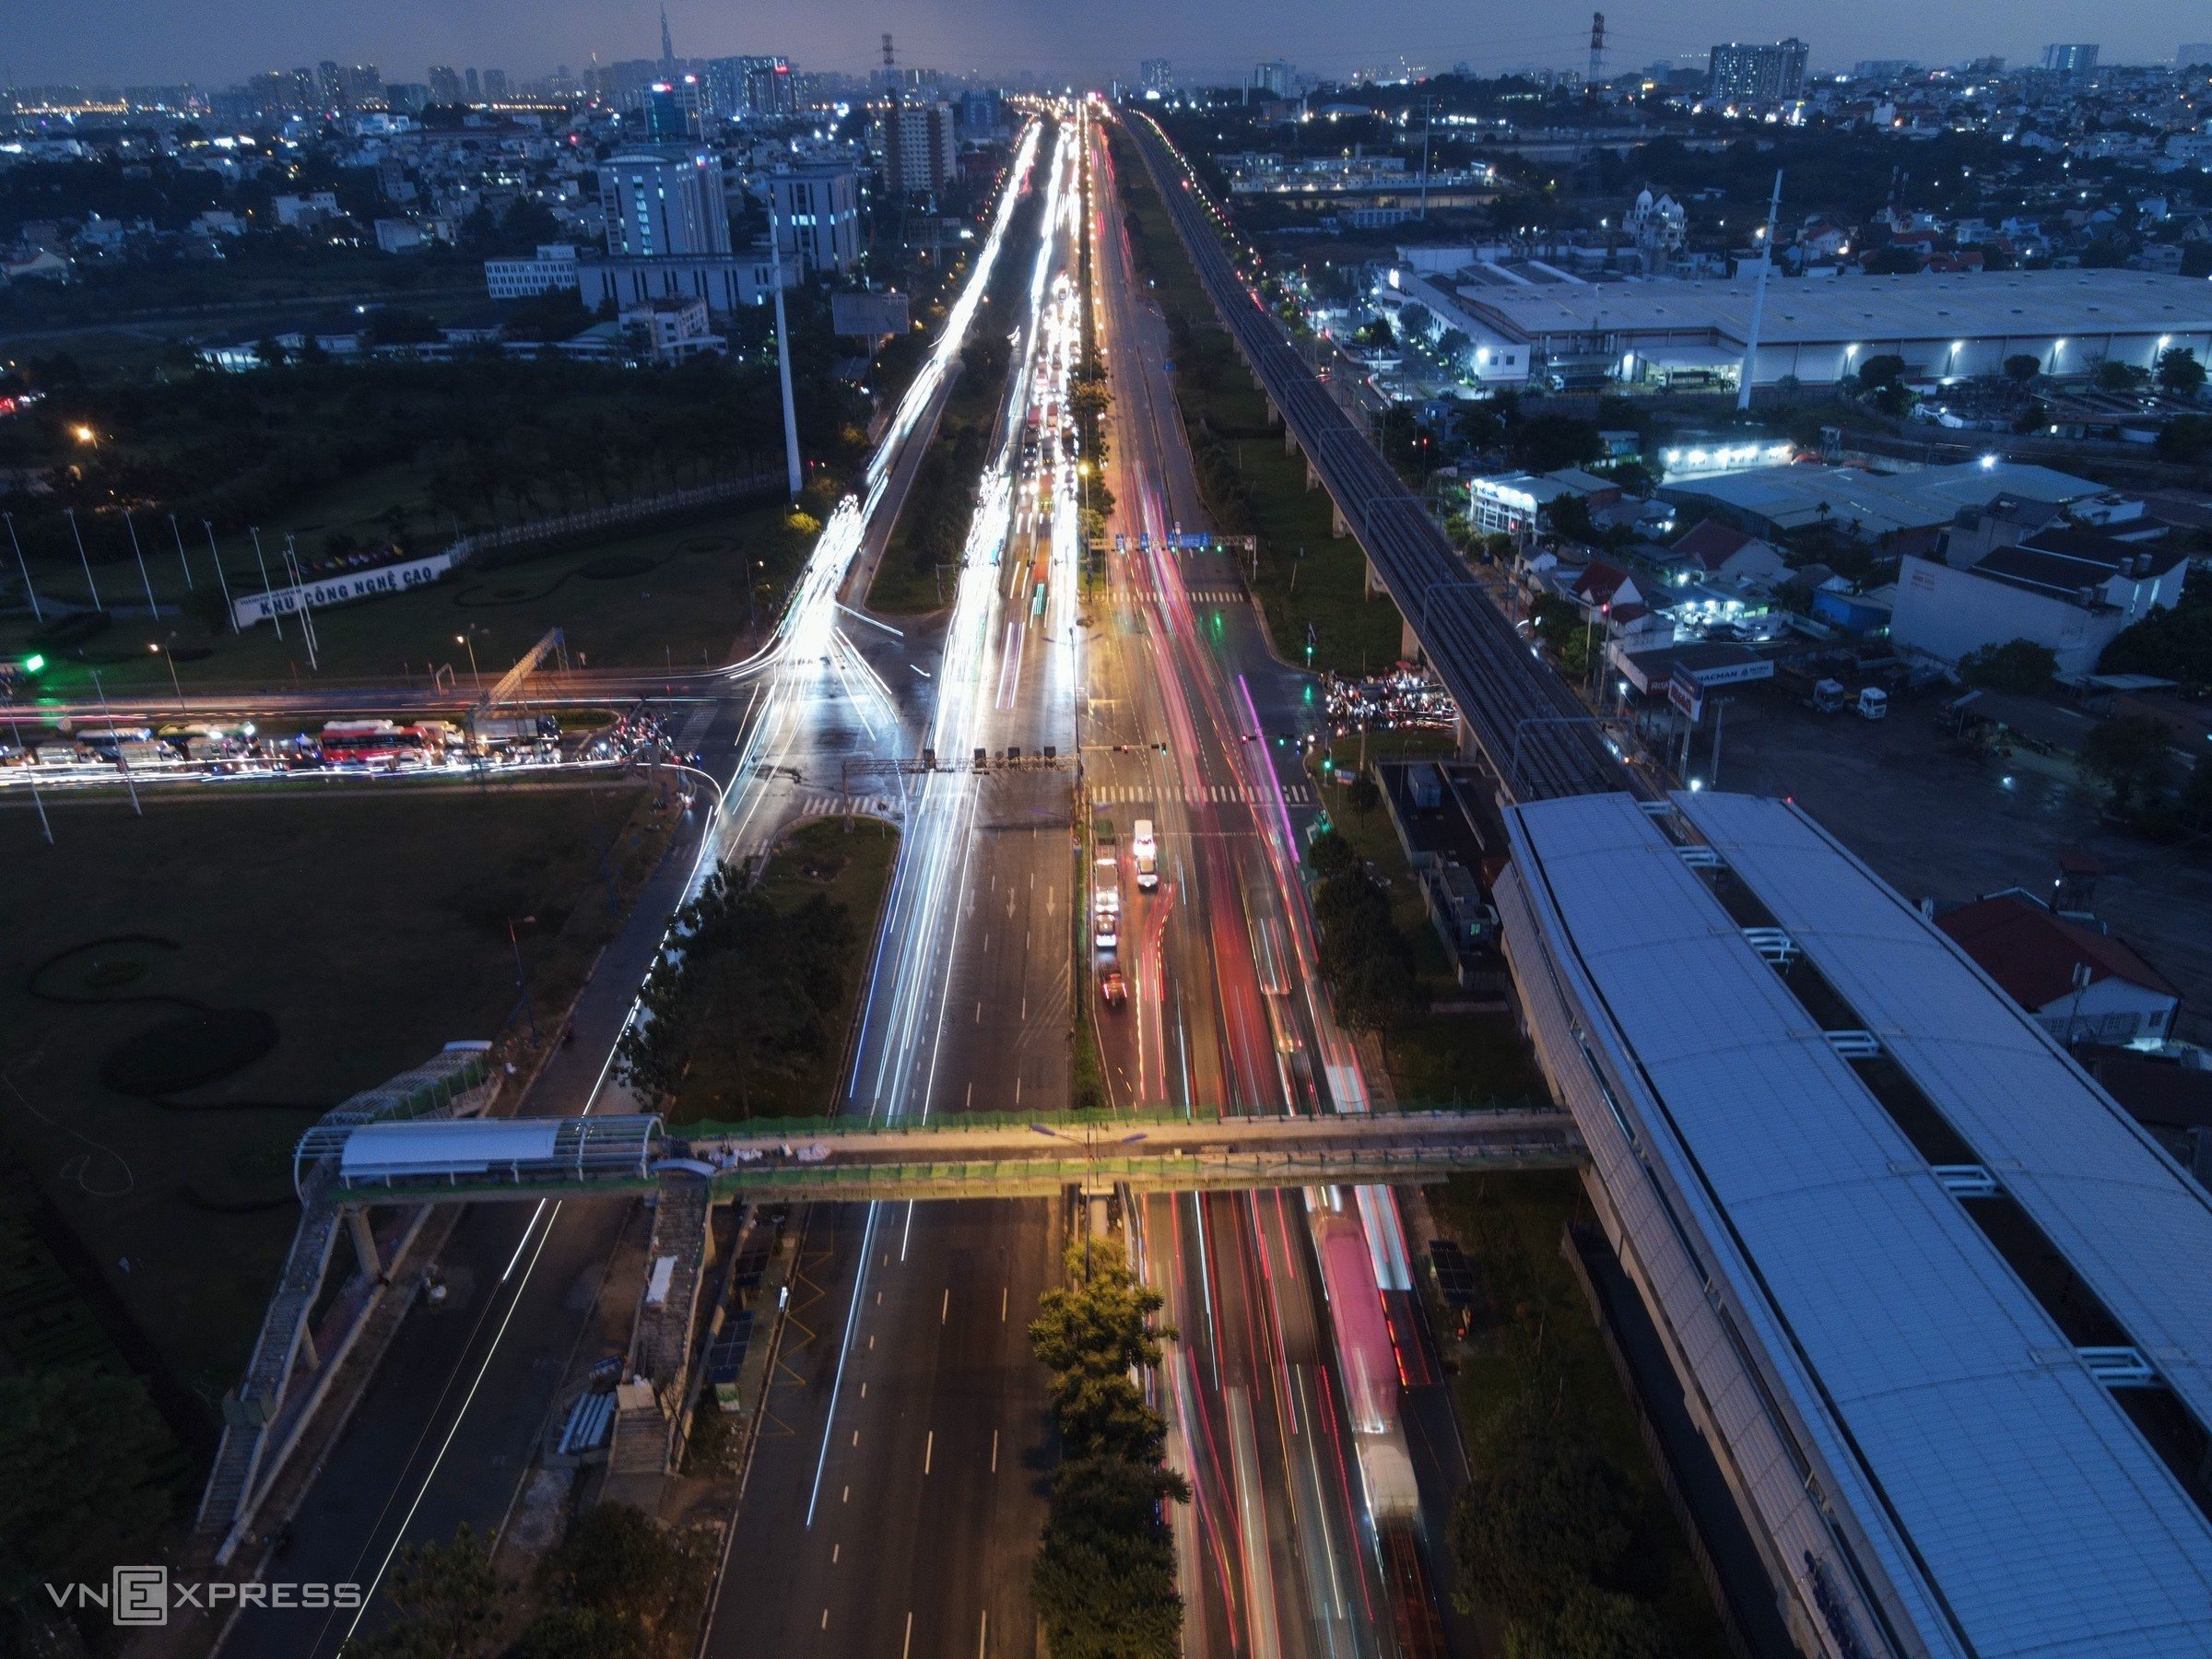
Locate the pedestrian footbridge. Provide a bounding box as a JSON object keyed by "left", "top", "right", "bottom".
{"left": 295, "top": 1104, "right": 1583, "bottom": 1205}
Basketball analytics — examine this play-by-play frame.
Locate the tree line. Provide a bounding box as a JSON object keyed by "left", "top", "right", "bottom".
{"left": 347, "top": 1504, "right": 709, "bottom": 1658}
{"left": 1027, "top": 1237, "right": 1188, "bottom": 1658}
{"left": 615, "top": 861, "right": 859, "bottom": 1121}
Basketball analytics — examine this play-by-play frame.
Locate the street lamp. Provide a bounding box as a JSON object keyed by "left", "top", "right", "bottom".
{"left": 148, "top": 641, "right": 185, "bottom": 712}
{"left": 455, "top": 629, "right": 483, "bottom": 690}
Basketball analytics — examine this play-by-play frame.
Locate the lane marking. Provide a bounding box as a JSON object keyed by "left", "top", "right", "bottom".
{"left": 924, "top": 1430, "right": 935, "bottom": 1475}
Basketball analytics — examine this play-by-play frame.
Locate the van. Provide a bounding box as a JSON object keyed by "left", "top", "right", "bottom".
{"left": 1132, "top": 818, "right": 1159, "bottom": 891}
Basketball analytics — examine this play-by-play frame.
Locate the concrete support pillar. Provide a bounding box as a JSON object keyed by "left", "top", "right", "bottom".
{"left": 1401, "top": 608, "right": 1422, "bottom": 665}
{"left": 1456, "top": 712, "right": 1481, "bottom": 763}
{"left": 298, "top": 1323, "right": 321, "bottom": 1372}
{"left": 1284, "top": 425, "right": 1299, "bottom": 458}
{"left": 1364, "top": 556, "right": 1385, "bottom": 597}
{"left": 1334, "top": 500, "right": 1350, "bottom": 540}
{"left": 1306, "top": 459, "right": 1321, "bottom": 492}
{"left": 347, "top": 1206, "right": 382, "bottom": 1282}
{"left": 1265, "top": 397, "right": 1283, "bottom": 429}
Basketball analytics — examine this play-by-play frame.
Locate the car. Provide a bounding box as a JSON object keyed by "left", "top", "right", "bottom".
{"left": 1100, "top": 970, "right": 1128, "bottom": 1008}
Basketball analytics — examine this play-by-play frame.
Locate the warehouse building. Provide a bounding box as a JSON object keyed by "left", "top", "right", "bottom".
{"left": 1396, "top": 266, "right": 2212, "bottom": 393}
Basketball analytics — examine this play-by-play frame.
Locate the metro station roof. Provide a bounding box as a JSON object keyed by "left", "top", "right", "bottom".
{"left": 1677, "top": 791, "right": 2212, "bottom": 1435}
{"left": 338, "top": 1118, "right": 560, "bottom": 1179}
{"left": 1504, "top": 792, "right": 2212, "bottom": 1656}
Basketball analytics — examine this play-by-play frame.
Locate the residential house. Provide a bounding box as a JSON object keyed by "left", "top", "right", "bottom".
{"left": 1936, "top": 891, "right": 2181, "bottom": 1047}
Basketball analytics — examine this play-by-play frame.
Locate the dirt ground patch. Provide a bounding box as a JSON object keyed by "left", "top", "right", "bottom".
{"left": 1712, "top": 684, "right": 2212, "bottom": 1040}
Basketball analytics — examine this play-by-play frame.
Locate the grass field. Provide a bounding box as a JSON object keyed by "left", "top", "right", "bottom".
{"left": 1109, "top": 127, "right": 1408, "bottom": 676}
{"left": 6, "top": 498, "right": 808, "bottom": 699}
{"left": 0, "top": 779, "right": 661, "bottom": 1418}
{"left": 668, "top": 814, "right": 900, "bottom": 1125}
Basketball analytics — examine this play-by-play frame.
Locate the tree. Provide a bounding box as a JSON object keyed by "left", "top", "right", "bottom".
{"left": 2157, "top": 347, "right": 2206, "bottom": 399}
{"left": 1855, "top": 354, "right": 1906, "bottom": 392}
{"left": 2100, "top": 592, "right": 2212, "bottom": 685}
{"left": 1958, "top": 638, "right": 2058, "bottom": 694}
{"left": 1031, "top": 1456, "right": 1187, "bottom": 1659}
{"left": 1347, "top": 772, "right": 1382, "bottom": 814}
{"left": 347, "top": 1524, "right": 508, "bottom": 1658}
{"left": 2096, "top": 359, "right": 2150, "bottom": 393}
{"left": 529, "top": 1503, "right": 707, "bottom": 1657}
{"left": 0, "top": 1367, "right": 176, "bottom": 1618}
{"left": 1304, "top": 828, "right": 1358, "bottom": 881}
{"left": 2003, "top": 353, "right": 2043, "bottom": 385}
{"left": 1449, "top": 1400, "right": 1635, "bottom": 1618}
{"left": 2077, "top": 714, "right": 2174, "bottom": 813}
{"left": 1508, "top": 414, "right": 1604, "bottom": 474}
{"left": 1505, "top": 1585, "right": 1677, "bottom": 1659}
{"left": 2157, "top": 414, "right": 2212, "bottom": 464}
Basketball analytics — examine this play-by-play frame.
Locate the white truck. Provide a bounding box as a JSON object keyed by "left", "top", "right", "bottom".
{"left": 1132, "top": 818, "right": 1159, "bottom": 892}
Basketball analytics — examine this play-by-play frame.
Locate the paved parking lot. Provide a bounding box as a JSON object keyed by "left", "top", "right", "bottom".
{"left": 1706, "top": 685, "right": 2212, "bottom": 1042}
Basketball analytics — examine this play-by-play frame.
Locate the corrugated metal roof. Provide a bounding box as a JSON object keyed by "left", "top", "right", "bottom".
{"left": 338, "top": 1117, "right": 560, "bottom": 1178}
{"left": 1509, "top": 792, "right": 2212, "bottom": 1656}
{"left": 1678, "top": 790, "right": 2212, "bottom": 1451}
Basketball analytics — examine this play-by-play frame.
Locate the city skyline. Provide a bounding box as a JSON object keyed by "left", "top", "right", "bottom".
{"left": 8, "top": 0, "right": 2212, "bottom": 90}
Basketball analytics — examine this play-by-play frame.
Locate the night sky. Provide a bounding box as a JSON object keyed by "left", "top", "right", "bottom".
{"left": 8, "top": 0, "right": 2208, "bottom": 89}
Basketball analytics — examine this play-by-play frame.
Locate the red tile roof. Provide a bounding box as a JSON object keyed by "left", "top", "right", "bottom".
{"left": 1674, "top": 518, "right": 1755, "bottom": 571}
{"left": 1936, "top": 893, "right": 2180, "bottom": 1012}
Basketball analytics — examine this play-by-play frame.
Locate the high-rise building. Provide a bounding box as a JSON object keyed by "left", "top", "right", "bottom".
{"left": 643, "top": 83, "right": 690, "bottom": 139}
{"left": 387, "top": 82, "right": 429, "bottom": 113}
{"left": 602, "top": 148, "right": 731, "bottom": 257}
{"left": 317, "top": 61, "right": 345, "bottom": 105}
{"left": 464, "top": 66, "right": 481, "bottom": 101}
{"left": 426, "top": 65, "right": 464, "bottom": 105}
{"left": 745, "top": 56, "right": 796, "bottom": 116}
{"left": 345, "top": 65, "right": 384, "bottom": 105}
{"left": 1253, "top": 59, "right": 1297, "bottom": 96}
{"left": 2179, "top": 43, "right": 2212, "bottom": 69}
{"left": 769, "top": 166, "right": 864, "bottom": 275}
{"left": 1707, "top": 38, "right": 1809, "bottom": 103}
{"left": 884, "top": 100, "right": 957, "bottom": 198}
{"left": 480, "top": 68, "right": 509, "bottom": 101}
{"left": 2041, "top": 43, "right": 2099, "bottom": 76}
{"left": 958, "top": 88, "right": 998, "bottom": 137}
{"left": 1139, "top": 58, "right": 1174, "bottom": 95}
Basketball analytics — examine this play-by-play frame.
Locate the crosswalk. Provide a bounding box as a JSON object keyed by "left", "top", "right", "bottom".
{"left": 1111, "top": 586, "right": 1248, "bottom": 606}
{"left": 789, "top": 792, "right": 903, "bottom": 821}
{"left": 1090, "top": 782, "right": 1314, "bottom": 806}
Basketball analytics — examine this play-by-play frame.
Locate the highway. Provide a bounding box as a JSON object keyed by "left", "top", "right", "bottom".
{"left": 216, "top": 120, "right": 1051, "bottom": 1659}
{"left": 1083, "top": 110, "right": 1456, "bottom": 1656}
{"left": 703, "top": 113, "right": 1087, "bottom": 1658}
{"left": 1117, "top": 110, "right": 1631, "bottom": 806}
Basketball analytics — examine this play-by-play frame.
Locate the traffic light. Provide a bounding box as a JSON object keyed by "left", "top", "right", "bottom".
{"left": 19, "top": 653, "right": 44, "bottom": 676}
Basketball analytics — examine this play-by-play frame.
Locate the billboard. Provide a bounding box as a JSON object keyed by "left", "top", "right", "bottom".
{"left": 831, "top": 291, "right": 910, "bottom": 338}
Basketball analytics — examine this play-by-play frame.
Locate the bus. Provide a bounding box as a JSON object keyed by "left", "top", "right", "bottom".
{"left": 1092, "top": 820, "right": 1121, "bottom": 952}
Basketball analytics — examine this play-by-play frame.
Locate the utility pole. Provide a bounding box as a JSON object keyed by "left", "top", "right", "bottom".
{"left": 65, "top": 508, "right": 101, "bottom": 611}
{"left": 768, "top": 195, "right": 804, "bottom": 499}
{"left": 203, "top": 524, "right": 236, "bottom": 631}
{"left": 249, "top": 527, "right": 283, "bottom": 640}
{"left": 1737, "top": 169, "right": 1783, "bottom": 412}
{"left": 282, "top": 535, "right": 320, "bottom": 670}
{"left": 6, "top": 707, "right": 53, "bottom": 843}
{"left": 90, "top": 667, "right": 141, "bottom": 818}
{"left": 1418, "top": 97, "right": 1434, "bottom": 219}
{"left": 6, "top": 512, "right": 40, "bottom": 622}
{"left": 168, "top": 512, "right": 194, "bottom": 590}
{"left": 124, "top": 509, "right": 158, "bottom": 618}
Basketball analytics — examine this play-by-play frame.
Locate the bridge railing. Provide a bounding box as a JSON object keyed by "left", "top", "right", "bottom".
{"left": 676, "top": 1100, "right": 1558, "bottom": 1140}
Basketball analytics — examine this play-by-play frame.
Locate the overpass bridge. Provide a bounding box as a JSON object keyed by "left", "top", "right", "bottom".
{"left": 1117, "top": 111, "right": 1632, "bottom": 804}
{"left": 296, "top": 1104, "right": 1583, "bottom": 1206}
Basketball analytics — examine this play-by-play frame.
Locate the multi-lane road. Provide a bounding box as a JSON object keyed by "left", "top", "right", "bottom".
{"left": 213, "top": 99, "right": 1474, "bottom": 1659}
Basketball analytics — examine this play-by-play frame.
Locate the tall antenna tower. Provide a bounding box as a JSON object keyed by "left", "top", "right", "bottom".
{"left": 882, "top": 31, "right": 897, "bottom": 85}
{"left": 660, "top": 6, "right": 675, "bottom": 69}
{"left": 1588, "top": 13, "right": 1606, "bottom": 84}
